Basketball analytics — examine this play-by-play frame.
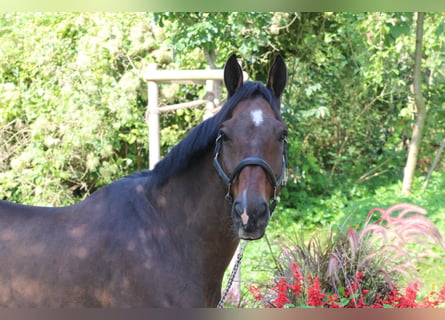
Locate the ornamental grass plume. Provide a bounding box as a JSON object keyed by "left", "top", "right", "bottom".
{"left": 251, "top": 203, "right": 445, "bottom": 308}
{"left": 359, "top": 203, "right": 445, "bottom": 282}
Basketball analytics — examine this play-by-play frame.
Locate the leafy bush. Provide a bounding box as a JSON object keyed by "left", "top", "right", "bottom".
{"left": 0, "top": 13, "right": 156, "bottom": 204}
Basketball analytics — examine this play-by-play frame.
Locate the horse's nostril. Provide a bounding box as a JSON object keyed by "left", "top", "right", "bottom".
{"left": 233, "top": 201, "right": 250, "bottom": 226}
{"left": 256, "top": 201, "right": 268, "bottom": 217}
{"left": 234, "top": 202, "right": 243, "bottom": 216}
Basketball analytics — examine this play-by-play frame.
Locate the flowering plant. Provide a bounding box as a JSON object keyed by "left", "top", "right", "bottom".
{"left": 250, "top": 263, "right": 445, "bottom": 308}
{"left": 249, "top": 203, "right": 445, "bottom": 308}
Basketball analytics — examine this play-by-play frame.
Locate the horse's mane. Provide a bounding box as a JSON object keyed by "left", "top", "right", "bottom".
{"left": 135, "top": 81, "right": 281, "bottom": 187}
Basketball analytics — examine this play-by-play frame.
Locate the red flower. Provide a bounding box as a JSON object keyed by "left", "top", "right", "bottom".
{"left": 307, "top": 277, "right": 325, "bottom": 307}
{"left": 249, "top": 284, "right": 264, "bottom": 301}
{"left": 326, "top": 293, "right": 342, "bottom": 308}
{"left": 438, "top": 284, "right": 445, "bottom": 302}
{"left": 290, "top": 262, "right": 304, "bottom": 297}
{"left": 355, "top": 271, "right": 364, "bottom": 282}
{"left": 271, "top": 278, "right": 291, "bottom": 308}
{"left": 399, "top": 282, "right": 419, "bottom": 308}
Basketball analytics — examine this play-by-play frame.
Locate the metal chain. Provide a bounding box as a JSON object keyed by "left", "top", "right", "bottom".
{"left": 217, "top": 240, "right": 249, "bottom": 308}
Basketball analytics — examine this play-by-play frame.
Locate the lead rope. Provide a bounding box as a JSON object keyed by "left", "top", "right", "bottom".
{"left": 217, "top": 240, "right": 249, "bottom": 308}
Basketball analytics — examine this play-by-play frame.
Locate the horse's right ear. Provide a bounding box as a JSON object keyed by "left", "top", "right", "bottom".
{"left": 267, "top": 55, "right": 287, "bottom": 98}
{"left": 224, "top": 54, "right": 244, "bottom": 97}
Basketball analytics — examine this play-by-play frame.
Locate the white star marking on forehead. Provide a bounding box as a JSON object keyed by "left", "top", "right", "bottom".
{"left": 250, "top": 109, "right": 264, "bottom": 127}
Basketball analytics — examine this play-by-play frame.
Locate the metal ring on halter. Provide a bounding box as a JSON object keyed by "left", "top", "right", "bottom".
{"left": 225, "top": 183, "right": 233, "bottom": 203}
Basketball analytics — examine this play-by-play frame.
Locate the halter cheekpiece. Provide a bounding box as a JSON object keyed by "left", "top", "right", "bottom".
{"left": 213, "top": 132, "right": 287, "bottom": 214}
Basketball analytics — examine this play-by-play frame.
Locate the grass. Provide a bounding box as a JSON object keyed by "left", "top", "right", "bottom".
{"left": 222, "top": 171, "right": 445, "bottom": 307}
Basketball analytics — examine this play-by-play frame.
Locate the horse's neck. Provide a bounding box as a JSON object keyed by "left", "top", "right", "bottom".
{"left": 148, "top": 153, "right": 239, "bottom": 305}
{"left": 150, "top": 151, "right": 239, "bottom": 258}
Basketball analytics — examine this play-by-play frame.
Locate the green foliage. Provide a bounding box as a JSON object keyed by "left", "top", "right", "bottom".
{"left": 267, "top": 13, "right": 445, "bottom": 229}
{"left": 154, "top": 12, "right": 274, "bottom": 69}
{"left": 0, "top": 13, "right": 158, "bottom": 205}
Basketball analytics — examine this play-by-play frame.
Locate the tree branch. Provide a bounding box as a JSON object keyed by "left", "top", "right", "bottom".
{"left": 402, "top": 12, "right": 426, "bottom": 196}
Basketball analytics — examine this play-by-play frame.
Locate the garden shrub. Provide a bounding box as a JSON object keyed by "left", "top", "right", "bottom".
{"left": 249, "top": 203, "right": 445, "bottom": 308}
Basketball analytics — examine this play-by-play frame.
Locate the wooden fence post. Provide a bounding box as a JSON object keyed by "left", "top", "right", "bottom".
{"left": 146, "top": 63, "right": 160, "bottom": 169}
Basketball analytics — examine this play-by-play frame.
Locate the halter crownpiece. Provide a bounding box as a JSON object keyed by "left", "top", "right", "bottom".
{"left": 213, "top": 132, "right": 288, "bottom": 213}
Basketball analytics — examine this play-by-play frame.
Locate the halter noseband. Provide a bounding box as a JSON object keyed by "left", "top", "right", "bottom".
{"left": 213, "top": 132, "right": 287, "bottom": 214}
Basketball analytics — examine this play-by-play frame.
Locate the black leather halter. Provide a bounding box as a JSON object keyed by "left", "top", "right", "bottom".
{"left": 213, "top": 132, "right": 287, "bottom": 214}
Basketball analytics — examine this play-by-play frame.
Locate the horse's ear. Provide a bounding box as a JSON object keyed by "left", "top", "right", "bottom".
{"left": 267, "top": 55, "right": 287, "bottom": 98}
{"left": 224, "top": 54, "right": 244, "bottom": 97}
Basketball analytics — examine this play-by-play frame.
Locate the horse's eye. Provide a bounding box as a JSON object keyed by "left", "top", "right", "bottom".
{"left": 220, "top": 131, "right": 231, "bottom": 142}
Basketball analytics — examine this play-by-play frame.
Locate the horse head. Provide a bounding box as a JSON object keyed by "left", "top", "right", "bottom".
{"left": 214, "top": 54, "right": 288, "bottom": 240}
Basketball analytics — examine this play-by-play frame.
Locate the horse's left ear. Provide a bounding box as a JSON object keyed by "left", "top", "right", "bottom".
{"left": 224, "top": 54, "right": 244, "bottom": 97}
{"left": 267, "top": 55, "right": 287, "bottom": 98}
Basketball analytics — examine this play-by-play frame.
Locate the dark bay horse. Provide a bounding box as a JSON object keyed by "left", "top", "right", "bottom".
{"left": 0, "top": 54, "right": 288, "bottom": 307}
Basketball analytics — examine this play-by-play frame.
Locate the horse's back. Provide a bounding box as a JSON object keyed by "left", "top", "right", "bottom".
{"left": 0, "top": 176, "right": 166, "bottom": 307}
